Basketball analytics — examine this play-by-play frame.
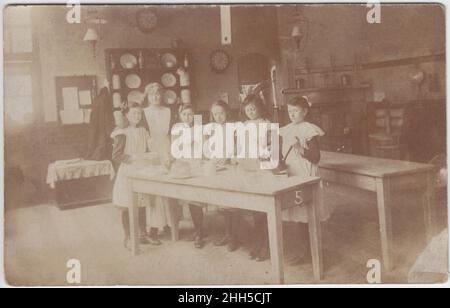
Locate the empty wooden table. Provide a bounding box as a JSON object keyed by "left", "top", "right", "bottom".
{"left": 126, "top": 166, "right": 323, "bottom": 283}
{"left": 319, "top": 151, "right": 435, "bottom": 271}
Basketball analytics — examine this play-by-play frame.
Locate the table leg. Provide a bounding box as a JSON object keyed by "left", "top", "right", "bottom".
{"left": 127, "top": 178, "right": 140, "bottom": 255}
{"left": 307, "top": 183, "right": 323, "bottom": 281}
{"left": 168, "top": 198, "right": 180, "bottom": 241}
{"left": 267, "top": 199, "right": 284, "bottom": 284}
{"left": 375, "top": 177, "right": 393, "bottom": 271}
{"left": 423, "top": 171, "right": 434, "bottom": 241}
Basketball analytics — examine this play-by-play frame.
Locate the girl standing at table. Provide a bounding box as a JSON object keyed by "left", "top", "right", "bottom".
{"left": 112, "top": 103, "right": 165, "bottom": 249}
{"left": 204, "top": 100, "right": 240, "bottom": 252}
{"left": 239, "top": 94, "right": 273, "bottom": 261}
{"left": 142, "top": 83, "right": 178, "bottom": 236}
{"left": 279, "top": 95, "right": 327, "bottom": 264}
{"left": 171, "top": 104, "right": 206, "bottom": 249}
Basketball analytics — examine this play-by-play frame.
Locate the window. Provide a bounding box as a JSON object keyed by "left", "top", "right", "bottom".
{"left": 4, "top": 6, "right": 32, "bottom": 55}
{"left": 4, "top": 65, "right": 33, "bottom": 124}
{"left": 4, "top": 6, "right": 35, "bottom": 125}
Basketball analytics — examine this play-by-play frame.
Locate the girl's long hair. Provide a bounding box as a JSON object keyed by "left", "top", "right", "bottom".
{"left": 210, "top": 99, "right": 232, "bottom": 123}
{"left": 241, "top": 94, "right": 269, "bottom": 121}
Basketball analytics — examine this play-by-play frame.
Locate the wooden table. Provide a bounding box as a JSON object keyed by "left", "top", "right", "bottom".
{"left": 126, "top": 166, "right": 323, "bottom": 283}
{"left": 319, "top": 151, "right": 435, "bottom": 271}
{"left": 46, "top": 160, "right": 115, "bottom": 209}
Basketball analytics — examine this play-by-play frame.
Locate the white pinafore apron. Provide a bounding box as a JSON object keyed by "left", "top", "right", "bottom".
{"left": 112, "top": 126, "right": 151, "bottom": 209}
{"left": 144, "top": 106, "right": 180, "bottom": 229}
{"left": 280, "top": 121, "right": 329, "bottom": 223}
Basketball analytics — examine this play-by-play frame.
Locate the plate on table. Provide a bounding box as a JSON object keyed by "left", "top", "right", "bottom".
{"left": 161, "top": 73, "right": 177, "bottom": 87}
{"left": 120, "top": 53, "right": 137, "bottom": 69}
{"left": 163, "top": 90, "right": 177, "bottom": 105}
{"left": 127, "top": 90, "right": 144, "bottom": 104}
{"left": 125, "top": 74, "right": 142, "bottom": 89}
{"left": 161, "top": 53, "right": 177, "bottom": 68}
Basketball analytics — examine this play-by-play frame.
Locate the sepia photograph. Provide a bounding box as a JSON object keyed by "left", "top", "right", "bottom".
{"left": 2, "top": 1, "right": 448, "bottom": 287}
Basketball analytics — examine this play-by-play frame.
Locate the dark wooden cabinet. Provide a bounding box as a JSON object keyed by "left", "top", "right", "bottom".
{"left": 276, "top": 101, "right": 352, "bottom": 153}
{"left": 309, "top": 102, "right": 352, "bottom": 153}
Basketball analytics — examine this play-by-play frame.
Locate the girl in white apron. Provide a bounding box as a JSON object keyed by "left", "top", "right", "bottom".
{"left": 280, "top": 96, "right": 328, "bottom": 265}
{"left": 142, "top": 83, "right": 179, "bottom": 236}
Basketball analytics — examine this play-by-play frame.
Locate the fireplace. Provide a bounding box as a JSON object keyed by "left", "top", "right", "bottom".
{"left": 281, "top": 84, "right": 372, "bottom": 155}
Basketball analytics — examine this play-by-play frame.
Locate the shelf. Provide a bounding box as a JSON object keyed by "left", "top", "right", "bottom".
{"left": 108, "top": 66, "right": 187, "bottom": 73}
{"left": 106, "top": 47, "right": 193, "bottom": 107}
{"left": 293, "top": 53, "right": 444, "bottom": 76}
{"left": 282, "top": 84, "right": 371, "bottom": 94}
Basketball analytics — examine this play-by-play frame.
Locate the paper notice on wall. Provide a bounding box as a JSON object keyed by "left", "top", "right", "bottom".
{"left": 78, "top": 90, "right": 92, "bottom": 106}
{"left": 60, "top": 109, "right": 84, "bottom": 124}
{"left": 83, "top": 109, "right": 92, "bottom": 124}
{"left": 62, "top": 87, "right": 79, "bottom": 111}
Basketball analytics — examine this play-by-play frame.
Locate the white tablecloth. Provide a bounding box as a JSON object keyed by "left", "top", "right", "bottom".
{"left": 46, "top": 159, "right": 115, "bottom": 189}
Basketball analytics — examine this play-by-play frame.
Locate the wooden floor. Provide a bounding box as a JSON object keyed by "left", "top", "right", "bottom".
{"left": 4, "top": 184, "right": 447, "bottom": 286}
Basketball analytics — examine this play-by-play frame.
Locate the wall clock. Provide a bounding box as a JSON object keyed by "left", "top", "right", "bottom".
{"left": 210, "top": 49, "right": 231, "bottom": 72}
{"left": 136, "top": 9, "right": 158, "bottom": 33}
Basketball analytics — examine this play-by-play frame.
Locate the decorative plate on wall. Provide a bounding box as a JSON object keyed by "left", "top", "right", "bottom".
{"left": 161, "top": 53, "right": 177, "bottom": 68}
{"left": 120, "top": 53, "right": 138, "bottom": 69}
{"left": 163, "top": 90, "right": 177, "bottom": 105}
{"left": 127, "top": 90, "right": 144, "bottom": 104}
{"left": 161, "top": 73, "right": 177, "bottom": 87}
{"left": 125, "top": 74, "right": 142, "bottom": 89}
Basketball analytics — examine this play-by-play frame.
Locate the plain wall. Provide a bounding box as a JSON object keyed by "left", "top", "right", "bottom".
{"left": 276, "top": 4, "right": 446, "bottom": 103}
{"left": 33, "top": 5, "right": 279, "bottom": 122}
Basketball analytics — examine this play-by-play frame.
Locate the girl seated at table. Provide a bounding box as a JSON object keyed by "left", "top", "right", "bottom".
{"left": 171, "top": 104, "right": 206, "bottom": 249}
{"left": 112, "top": 103, "right": 168, "bottom": 249}
{"left": 204, "top": 100, "right": 240, "bottom": 252}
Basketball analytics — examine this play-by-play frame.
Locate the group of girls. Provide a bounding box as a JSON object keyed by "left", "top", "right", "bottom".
{"left": 111, "top": 82, "right": 329, "bottom": 264}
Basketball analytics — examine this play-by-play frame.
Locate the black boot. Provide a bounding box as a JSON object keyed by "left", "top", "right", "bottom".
{"left": 227, "top": 211, "right": 240, "bottom": 252}
{"left": 215, "top": 211, "right": 231, "bottom": 246}
{"left": 254, "top": 213, "right": 269, "bottom": 262}
{"left": 249, "top": 212, "right": 266, "bottom": 259}
{"left": 189, "top": 204, "right": 205, "bottom": 249}
{"left": 147, "top": 227, "right": 162, "bottom": 246}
